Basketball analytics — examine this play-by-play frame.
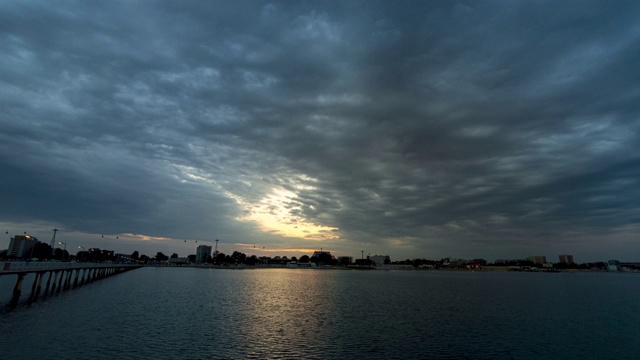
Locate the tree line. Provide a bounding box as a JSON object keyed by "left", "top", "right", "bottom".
{"left": 145, "top": 250, "right": 338, "bottom": 266}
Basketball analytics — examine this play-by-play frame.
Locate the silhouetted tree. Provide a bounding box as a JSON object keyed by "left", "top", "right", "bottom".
{"left": 246, "top": 255, "right": 259, "bottom": 265}
{"left": 131, "top": 251, "right": 140, "bottom": 261}
{"left": 76, "top": 251, "right": 88, "bottom": 262}
{"left": 155, "top": 252, "right": 169, "bottom": 261}
{"left": 299, "top": 255, "right": 310, "bottom": 263}
{"left": 32, "top": 242, "right": 53, "bottom": 260}
{"left": 231, "top": 251, "right": 246, "bottom": 264}
{"left": 171, "top": 253, "right": 178, "bottom": 259}
{"left": 215, "top": 252, "right": 226, "bottom": 264}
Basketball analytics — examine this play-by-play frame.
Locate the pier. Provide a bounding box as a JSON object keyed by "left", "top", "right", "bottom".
{"left": 1, "top": 261, "right": 143, "bottom": 305}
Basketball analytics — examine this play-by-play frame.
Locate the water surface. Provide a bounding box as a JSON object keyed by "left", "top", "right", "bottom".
{"left": 1, "top": 268, "right": 638, "bottom": 359}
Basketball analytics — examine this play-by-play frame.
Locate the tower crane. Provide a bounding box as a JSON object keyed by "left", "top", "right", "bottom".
{"left": 49, "top": 228, "right": 59, "bottom": 254}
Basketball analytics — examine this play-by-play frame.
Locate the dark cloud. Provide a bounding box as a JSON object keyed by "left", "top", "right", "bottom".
{"left": 1, "top": 0, "right": 639, "bottom": 261}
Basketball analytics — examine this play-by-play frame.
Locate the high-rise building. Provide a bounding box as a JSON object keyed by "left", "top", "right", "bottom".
{"left": 558, "top": 254, "right": 574, "bottom": 264}
{"left": 196, "top": 245, "right": 212, "bottom": 263}
{"left": 7, "top": 235, "right": 39, "bottom": 258}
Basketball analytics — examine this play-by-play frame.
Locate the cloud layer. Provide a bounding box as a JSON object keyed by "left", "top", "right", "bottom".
{"left": 2, "top": 1, "right": 639, "bottom": 261}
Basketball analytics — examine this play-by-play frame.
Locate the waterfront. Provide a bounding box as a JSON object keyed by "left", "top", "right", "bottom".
{"left": 1, "top": 268, "right": 638, "bottom": 359}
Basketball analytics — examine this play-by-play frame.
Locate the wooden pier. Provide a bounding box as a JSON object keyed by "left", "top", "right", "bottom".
{"left": 1, "top": 261, "right": 143, "bottom": 305}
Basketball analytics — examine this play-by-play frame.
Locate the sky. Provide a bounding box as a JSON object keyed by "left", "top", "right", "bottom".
{"left": 1, "top": 0, "right": 639, "bottom": 262}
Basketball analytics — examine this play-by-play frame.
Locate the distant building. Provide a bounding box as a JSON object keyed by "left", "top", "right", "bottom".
{"left": 353, "top": 258, "right": 373, "bottom": 267}
{"left": 494, "top": 259, "right": 527, "bottom": 266}
{"left": 115, "top": 253, "right": 132, "bottom": 263}
{"left": 287, "top": 261, "right": 317, "bottom": 268}
{"left": 558, "top": 255, "right": 574, "bottom": 264}
{"left": 7, "top": 235, "right": 39, "bottom": 258}
{"left": 469, "top": 259, "right": 487, "bottom": 267}
{"left": 169, "top": 257, "right": 189, "bottom": 265}
{"left": 529, "top": 256, "right": 547, "bottom": 265}
{"left": 620, "top": 262, "right": 640, "bottom": 271}
{"left": 379, "top": 264, "right": 414, "bottom": 270}
{"left": 607, "top": 260, "right": 620, "bottom": 271}
{"left": 195, "top": 245, "right": 212, "bottom": 263}
{"left": 443, "top": 258, "right": 469, "bottom": 268}
{"left": 337, "top": 256, "right": 353, "bottom": 266}
{"left": 369, "top": 255, "right": 390, "bottom": 266}
{"left": 312, "top": 250, "right": 333, "bottom": 258}
{"left": 256, "top": 256, "right": 293, "bottom": 267}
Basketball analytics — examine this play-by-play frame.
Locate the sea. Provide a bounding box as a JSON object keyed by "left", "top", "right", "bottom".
{"left": 0, "top": 267, "right": 638, "bottom": 359}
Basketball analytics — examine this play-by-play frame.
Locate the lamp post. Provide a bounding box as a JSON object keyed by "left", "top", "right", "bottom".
{"left": 58, "top": 241, "right": 67, "bottom": 261}
{"left": 78, "top": 246, "right": 85, "bottom": 262}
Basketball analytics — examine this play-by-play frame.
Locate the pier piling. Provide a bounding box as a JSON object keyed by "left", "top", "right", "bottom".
{"left": 12, "top": 274, "right": 26, "bottom": 303}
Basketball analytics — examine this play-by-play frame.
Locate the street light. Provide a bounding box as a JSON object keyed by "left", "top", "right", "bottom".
{"left": 78, "top": 246, "right": 85, "bottom": 262}
{"left": 58, "top": 241, "right": 67, "bottom": 261}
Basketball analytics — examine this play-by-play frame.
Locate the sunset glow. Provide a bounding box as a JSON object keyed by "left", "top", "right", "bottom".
{"left": 238, "top": 188, "right": 339, "bottom": 241}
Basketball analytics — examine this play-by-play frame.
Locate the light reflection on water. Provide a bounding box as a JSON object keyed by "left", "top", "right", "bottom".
{"left": 1, "top": 268, "right": 639, "bottom": 359}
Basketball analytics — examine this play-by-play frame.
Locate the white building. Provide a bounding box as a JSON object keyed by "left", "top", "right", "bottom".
{"left": 7, "top": 235, "right": 39, "bottom": 258}
{"left": 369, "top": 255, "right": 390, "bottom": 266}
{"left": 196, "top": 245, "right": 212, "bottom": 263}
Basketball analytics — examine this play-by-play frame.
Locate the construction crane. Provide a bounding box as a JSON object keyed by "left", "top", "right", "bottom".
{"left": 49, "top": 228, "right": 59, "bottom": 254}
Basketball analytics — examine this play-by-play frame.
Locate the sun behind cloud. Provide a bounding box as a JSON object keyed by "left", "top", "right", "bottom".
{"left": 238, "top": 187, "right": 339, "bottom": 241}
